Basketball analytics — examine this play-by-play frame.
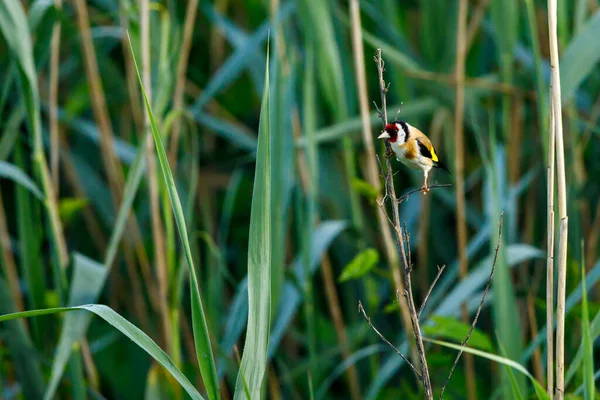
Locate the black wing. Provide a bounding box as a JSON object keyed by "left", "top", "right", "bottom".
{"left": 416, "top": 139, "right": 433, "bottom": 160}
{"left": 416, "top": 138, "right": 451, "bottom": 175}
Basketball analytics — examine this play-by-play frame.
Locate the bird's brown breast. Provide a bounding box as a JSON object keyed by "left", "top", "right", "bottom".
{"left": 402, "top": 140, "right": 418, "bottom": 160}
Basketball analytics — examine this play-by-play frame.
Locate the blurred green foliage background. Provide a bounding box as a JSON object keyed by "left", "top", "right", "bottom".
{"left": 0, "top": 0, "right": 599, "bottom": 399}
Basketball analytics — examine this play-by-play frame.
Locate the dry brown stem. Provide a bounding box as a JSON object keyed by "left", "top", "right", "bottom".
{"left": 366, "top": 49, "right": 499, "bottom": 399}
{"left": 374, "top": 48, "right": 433, "bottom": 400}
{"left": 349, "top": 0, "right": 415, "bottom": 365}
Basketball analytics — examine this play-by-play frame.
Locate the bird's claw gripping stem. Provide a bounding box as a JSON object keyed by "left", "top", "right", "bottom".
{"left": 385, "top": 147, "right": 395, "bottom": 160}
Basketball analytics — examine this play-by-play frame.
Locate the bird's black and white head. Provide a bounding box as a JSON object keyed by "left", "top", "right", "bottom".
{"left": 378, "top": 120, "right": 410, "bottom": 143}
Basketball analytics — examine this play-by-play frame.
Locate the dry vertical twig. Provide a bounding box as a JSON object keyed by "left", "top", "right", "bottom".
{"left": 547, "top": 0, "right": 568, "bottom": 397}
{"left": 374, "top": 48, "right": 433, "bottom": 400}
{"left": 349, "top": 0, "right": 415, "bottom": 365}
{"left": 439, "top": 213, "right": 504, "bottom": 399}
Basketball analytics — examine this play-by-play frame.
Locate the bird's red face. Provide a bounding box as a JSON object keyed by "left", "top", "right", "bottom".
{"left": 378, "top": 121, "right": 408, "bottom": 143}
{"left": 384, "top": 123, "right": 399, "bottom": 142}
{"left": 378, "top": 123, "right": 400, "bottom": 142}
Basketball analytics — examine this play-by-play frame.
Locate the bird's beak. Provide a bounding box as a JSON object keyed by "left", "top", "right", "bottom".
{"left": 378, "top": 131, "right": 390, "bottom": 139}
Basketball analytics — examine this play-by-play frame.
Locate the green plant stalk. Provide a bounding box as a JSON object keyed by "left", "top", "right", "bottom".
{"left": 0, "top": 1, "right": 69, "bottom": 275}
{"left": 129, "top": 34, "right": 220, "bottom": 400}
{"left": 303, "top": 42, "right": 318, "bottom": 382}
{"left": 15, "top": 145, "right": 45, "bottom": 341}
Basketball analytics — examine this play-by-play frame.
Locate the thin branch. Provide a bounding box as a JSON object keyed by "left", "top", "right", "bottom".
{"left": 417, "top": 265, "right": 446, "bottom": 319}
{"left": 397, "top": 184, "right": 452, "bottom": 204}
{"left": 372, "top": 48, "right": 418, "bottom": 363}
{"left": 373, "top": 157, "right": 450, "bottom": 229}
{"left": 358, "top": 301, "right": 421, "bottom": 380}
{"left": 375, "top": 48, "right": 433, "bottom": 400}
{"left": 439, "top": 212, "right": 504, "bottom": 399}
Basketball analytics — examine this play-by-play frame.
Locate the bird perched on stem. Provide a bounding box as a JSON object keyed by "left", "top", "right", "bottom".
{"left": 378, "top": 120, "right": 450, "bottom": 193}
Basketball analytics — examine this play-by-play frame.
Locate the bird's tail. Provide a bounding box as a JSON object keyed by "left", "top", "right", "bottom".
{"left": 435, "top": 160, "right": 451, "bottom": 175}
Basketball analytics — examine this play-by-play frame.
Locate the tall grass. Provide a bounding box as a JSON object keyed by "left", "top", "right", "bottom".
{"left": 0, "top": 1, "right": 599, "bottom": 399}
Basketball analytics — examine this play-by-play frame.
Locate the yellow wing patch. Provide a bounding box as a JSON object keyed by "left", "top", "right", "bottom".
{"left": 430, "top": 147, "right": 439, "bottom": 162}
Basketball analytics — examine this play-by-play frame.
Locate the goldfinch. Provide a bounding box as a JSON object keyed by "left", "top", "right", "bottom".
{"left": 378, "top": 120, "right": 450, "bottom": 193}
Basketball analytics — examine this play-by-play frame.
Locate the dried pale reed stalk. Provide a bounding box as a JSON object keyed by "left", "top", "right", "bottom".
{"left": 547, "top": 0, "right": 568, "bottom": 398}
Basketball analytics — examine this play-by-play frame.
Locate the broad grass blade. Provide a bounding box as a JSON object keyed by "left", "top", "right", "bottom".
{"left": 233, "top": 41, "right": 272, "bottom": 400}
{"left": 0, "top": 305, "right": 204, "bottom": 400}
{"left": 128, "top": 34, "right": 220, "bottom": 400}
